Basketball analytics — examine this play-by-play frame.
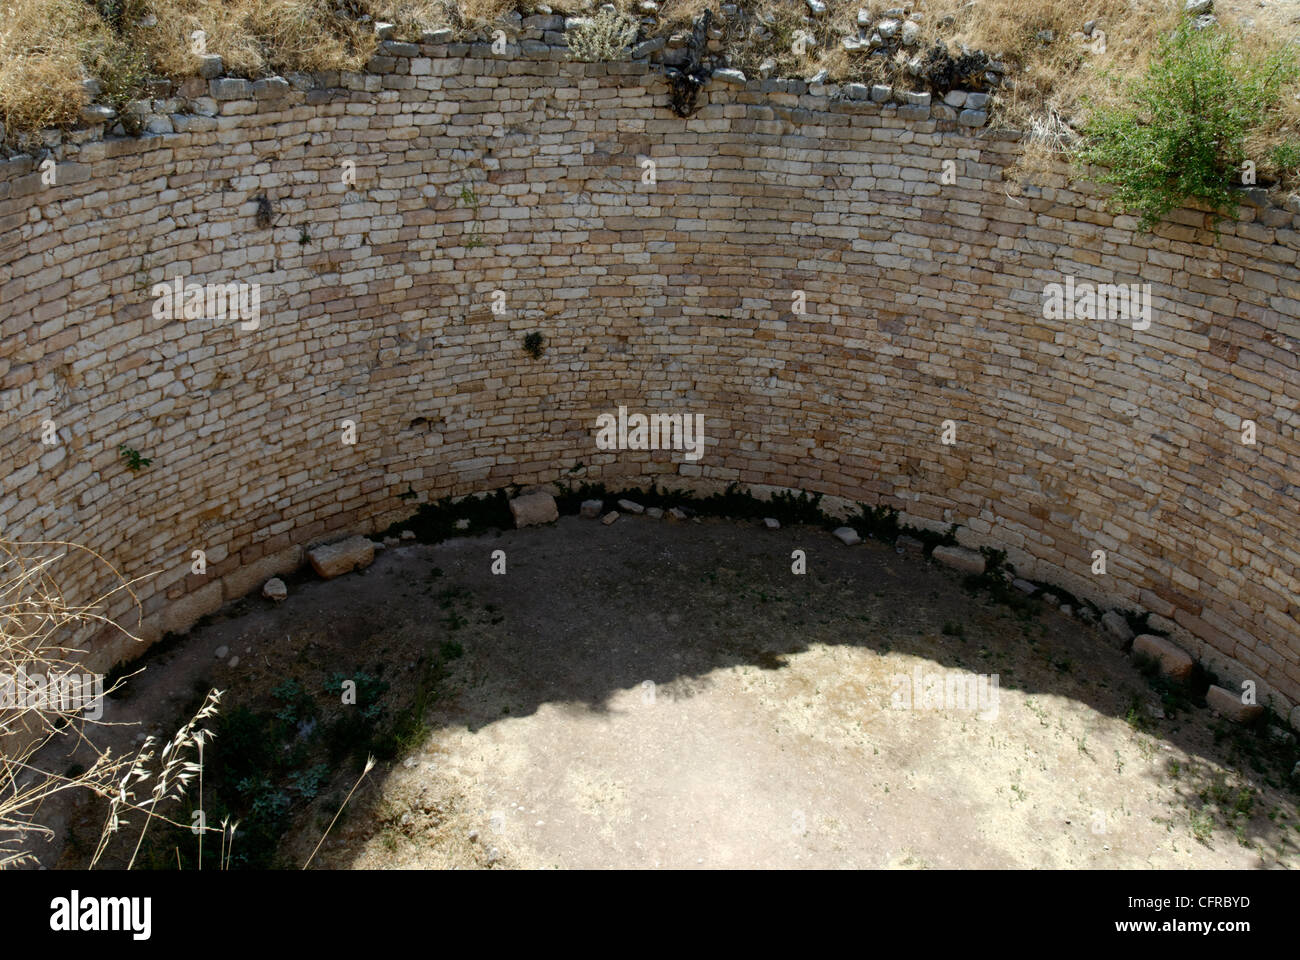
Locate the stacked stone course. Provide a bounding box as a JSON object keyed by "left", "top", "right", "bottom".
{"left": 1, "top": 38, "right": 1297, "bottom": 721}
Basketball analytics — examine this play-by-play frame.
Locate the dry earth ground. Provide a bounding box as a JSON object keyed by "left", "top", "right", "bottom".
{"left": 39, "top": 514, "right": 1300, "bottom": 869}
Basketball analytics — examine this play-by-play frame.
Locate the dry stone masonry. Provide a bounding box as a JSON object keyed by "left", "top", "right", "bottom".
{"left": 0, "top": 35, "right": 1297, "bottom": 727}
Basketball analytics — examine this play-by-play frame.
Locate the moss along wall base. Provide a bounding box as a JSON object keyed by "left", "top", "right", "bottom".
{"left": 1, "top": 41, "right": 1297, "bottom": 718}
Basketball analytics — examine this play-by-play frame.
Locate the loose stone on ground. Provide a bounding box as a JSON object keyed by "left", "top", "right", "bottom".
{"left": 308, "top": 536, "right": 377, "bottom": 579}
{"left": 509, "top": 492, "right": 559, "bottom": 528}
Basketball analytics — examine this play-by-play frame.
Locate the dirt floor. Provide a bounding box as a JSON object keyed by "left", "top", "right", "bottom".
{"left": 33, "top": 512, "right": 1300, "bottom": 870}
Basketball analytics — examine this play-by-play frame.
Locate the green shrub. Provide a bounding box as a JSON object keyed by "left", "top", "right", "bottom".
{"left": 1075, "top": 20, "right": 1299, "bottom": 229}
{"left": 1269, "top": 141, "right": 1300, "bottom": 182}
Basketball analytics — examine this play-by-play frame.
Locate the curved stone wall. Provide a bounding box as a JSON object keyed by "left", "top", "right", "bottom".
{"left": 1, "top": 42, "right": 1297, "bottom": 716}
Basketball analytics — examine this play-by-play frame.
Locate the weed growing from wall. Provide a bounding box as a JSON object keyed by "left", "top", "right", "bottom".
{"left": 118, "top": 443, "right": 151, "bottom": 472}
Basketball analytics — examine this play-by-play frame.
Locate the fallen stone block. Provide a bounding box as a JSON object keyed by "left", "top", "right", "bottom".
{"left": 601, "top": 511, "right": 620, "bottom": 526}
{"left": 580, "top": 499, "right": 603, "bottom": 519}
{"left": 1206, "top": 684, "right": 1263, "bottom": 724}
{"left": 668, "top": 507, "right": 688, "bottom": 522}
{"left": 931, "top": 545, "right": 984, "bottom": 575}
{"left": 833, "top": 527, "right": 861, "bottom": 546}
{"left": 263, "top": 578, "right": 288, "bottom": 602}
{"left": 1012, "top": 578, "right": 1037, "bottom": 595}
{"left": 1100, "top": 611, "right": 1134, "bottom": 647}
{"left": 617, "top": 499, "right": 645, "bottom": 514}
{"left": 509, "top": 491, "right": 558, "bottom": 527}
{"left": 763, "top": 517, "right": 780, "bottom": 530}
{"left": 308, "top": 536, "right": 376, "bottom": 579}
{"left": 1132, "top": 633, "right": 1193, "bottom": 680}
{"left": 646, "top": 507, "right": 664, "bottom": 520}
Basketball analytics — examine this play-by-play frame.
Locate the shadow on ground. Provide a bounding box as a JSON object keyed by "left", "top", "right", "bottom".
{"left": 47, "top": 514, "right": 1300, "bottom": 869}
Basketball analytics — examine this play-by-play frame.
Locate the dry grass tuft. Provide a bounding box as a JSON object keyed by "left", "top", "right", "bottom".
{"left": 0, "top": 539, "right": 223, "bottom": 869}
{"left": 139, "top": 0, "right": 376, "bottom": 80}
{"left": 380, "top": 0, "right": 459, "bottom": 34}
{"left": 0, "top": 0, "right": 106, "bottom": 133}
